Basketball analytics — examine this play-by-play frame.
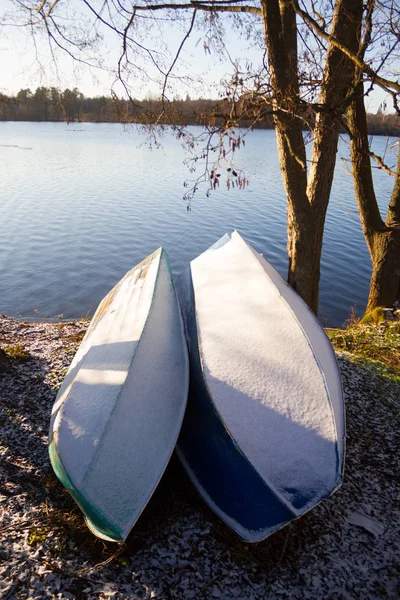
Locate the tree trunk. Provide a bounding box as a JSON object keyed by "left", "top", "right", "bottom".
{"left": 366, "top": 229, "right": 400, "bottom": 310}
{"left": 348, "top": 81, "right": 400, "bottom": 311}
{"left": 261, "top": 0, "right": 362, "bottom": 314}
{"left": 286, "top": 197, "right": 324, "bottom": 312}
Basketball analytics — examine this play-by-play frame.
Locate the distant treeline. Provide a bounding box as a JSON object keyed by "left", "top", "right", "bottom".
{"left": 0, "top": 87, "right": 398, "bottom": 136}
{"left": 0, "top": 87, "right": 227, "bottom": 127}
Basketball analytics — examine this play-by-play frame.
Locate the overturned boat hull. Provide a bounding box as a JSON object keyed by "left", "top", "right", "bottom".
{"left": 176, "top": 231, "right": 344, "bottom": 542}
{"left": 49, "top": 248, "right": 189, "bottom": 542}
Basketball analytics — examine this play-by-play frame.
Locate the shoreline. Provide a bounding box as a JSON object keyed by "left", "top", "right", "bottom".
{"left": 1, "top": 315, "right": 399, "bottom": 599}
{"left": 1, "top": 120, "right": 399, "bottom": 138}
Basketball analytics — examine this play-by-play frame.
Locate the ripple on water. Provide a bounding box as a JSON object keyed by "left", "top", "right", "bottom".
{"left": 0, "top": 123, "right": 396, "bottom": 325}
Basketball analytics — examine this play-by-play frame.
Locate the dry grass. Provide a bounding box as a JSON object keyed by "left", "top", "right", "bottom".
{"left": 5, "top": 343, "right": 30, "bottom": 361}
{"left": 326, "top": 321, "right": 400, "bottom": 383}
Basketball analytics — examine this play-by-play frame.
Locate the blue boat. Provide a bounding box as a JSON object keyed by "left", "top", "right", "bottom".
{"left": 176, "top": 231, "right": 344, "bottom": 542}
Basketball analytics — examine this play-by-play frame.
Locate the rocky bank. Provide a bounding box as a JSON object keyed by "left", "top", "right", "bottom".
{"left": 0, "top": 316, "right": 399, "bottom": 599}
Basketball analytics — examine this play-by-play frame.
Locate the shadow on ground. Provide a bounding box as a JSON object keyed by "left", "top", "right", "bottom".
{"left": 1, "top": 346, "right": 399, "bottom": 599}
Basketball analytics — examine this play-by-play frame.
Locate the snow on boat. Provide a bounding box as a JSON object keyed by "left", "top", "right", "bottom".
{"left": 49, "top": 248, "right": 189, "bottom": 542}
{"left": 176, "top": 231, "right": 344, "bottom": 542}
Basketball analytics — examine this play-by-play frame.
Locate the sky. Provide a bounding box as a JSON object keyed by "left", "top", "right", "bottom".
{"left": 0, "top": 0, "right": 392, "bottom": 112}
{"left": 0, "top": 0, "right": 258, "bottom": 100}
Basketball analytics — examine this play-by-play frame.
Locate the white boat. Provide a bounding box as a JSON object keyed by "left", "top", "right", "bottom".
{"left": 49, "top": 248, "right": 189, "bottom": 542}
{"left": 176, "top": 231, "right": 344, "bottom": 542}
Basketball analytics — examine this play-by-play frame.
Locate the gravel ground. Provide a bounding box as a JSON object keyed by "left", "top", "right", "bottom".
{"left": 0, "top": 315, "right": 399, "bottom": 600}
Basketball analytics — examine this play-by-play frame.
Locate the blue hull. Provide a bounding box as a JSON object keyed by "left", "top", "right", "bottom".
{"left": 176, "top": 231, "right": 344, "bottom": 542}
{"left": 176, "top": 275, "right": 296, "bottom": 541}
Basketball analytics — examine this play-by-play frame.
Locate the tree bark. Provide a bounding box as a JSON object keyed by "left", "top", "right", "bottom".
{"left": 348, "top": 82, "right": 400, "bottom": 311}
{"left": 366, "top": 229, "right": 400, "bottom": 310}
{"left": 261, "top": 0, "right": 362, "bottom": 314}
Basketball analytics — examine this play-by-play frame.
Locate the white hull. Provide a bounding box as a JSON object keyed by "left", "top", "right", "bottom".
{"left": 176, "top": 231, "right": 344, "bottom": 540}
{"left": 49, "top": 248, "right": 189, "bottom": 541}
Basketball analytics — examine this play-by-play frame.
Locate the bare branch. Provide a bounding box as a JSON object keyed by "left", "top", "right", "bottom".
{"left": 129, "top": 2, "right": 261, "bottom": 15}
{"left": 291, "top": 0, "right": 400, "bottom": 95}
{"left": 35, "top": 0, "right": 59, "bottom": 15}
{"left": 162, "top": 10, "right": 197, "bottom": 103}
{"left": 369, "top": 151, "right": 397, "bottom": 176}
{"left": 359, "top": 0, "right": 375, "bottom": 59}
{"left": 81, "top": 0, "right": 168, "bottom": 78}
{"left": 340, "top": 114, "right": 398, "bottom": 177}
{"left": 35, "top": 0, "right": 46, "bottom": 11}
{"left": 387, "top": 145, "right": 400, "bottom": 227}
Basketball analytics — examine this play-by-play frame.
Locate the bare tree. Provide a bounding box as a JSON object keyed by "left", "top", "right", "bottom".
{"left": 292, "top": 0, "right": 400, "bottom": 311}
{"left": 345, "top": 0, "right": 400, "bottom": 312}
{"left": 2, "top": 0, "right": 399, "bottom": 314}
{"left": 348, "top": 90, "right": 399, "bottom": 312}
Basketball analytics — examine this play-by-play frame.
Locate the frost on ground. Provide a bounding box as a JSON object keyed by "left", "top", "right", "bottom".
{"left": 0, "top": 316, "right": 399, "bottom": 600}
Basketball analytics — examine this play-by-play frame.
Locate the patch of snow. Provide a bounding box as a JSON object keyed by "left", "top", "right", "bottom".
{"left": 347, "top": 511, "right": 385, "bottom": 538}
{"left": 190, "top": 231, "right": 341, "bottom": 512}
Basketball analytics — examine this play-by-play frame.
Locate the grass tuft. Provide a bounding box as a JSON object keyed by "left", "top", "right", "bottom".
{"left": 327, "top": 321, "right": 400, "bottom": 383}
{"left": 5, "top": 344, "right": 30, "bottom": 361}
{"left": 360, "top": 307, "right": 386, "bottom": 325}
{"left": 29, "top": 527, "right": 48, "bottom": 546}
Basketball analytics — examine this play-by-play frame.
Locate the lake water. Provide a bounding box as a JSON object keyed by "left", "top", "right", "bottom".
{"left": 0, "top": 122, "right": 396, "bottom": 325}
